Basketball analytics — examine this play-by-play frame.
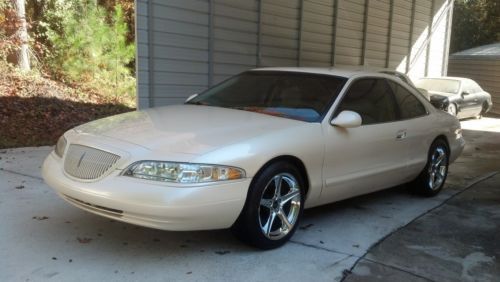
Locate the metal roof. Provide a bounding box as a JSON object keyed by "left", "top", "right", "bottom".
{"left": 450, "top": 42, "right": 500, "bottom": 59}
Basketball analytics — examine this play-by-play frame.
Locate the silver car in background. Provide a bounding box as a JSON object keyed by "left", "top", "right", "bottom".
{"left": 416, "top": 77, "right": 493, "bottom": 119}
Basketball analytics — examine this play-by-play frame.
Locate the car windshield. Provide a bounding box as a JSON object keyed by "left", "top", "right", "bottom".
{"left": 416, "top": 78, "right": 460, "bottom": 94}
{"left": 186, "top": 71, "right": 347, "bottom": 122}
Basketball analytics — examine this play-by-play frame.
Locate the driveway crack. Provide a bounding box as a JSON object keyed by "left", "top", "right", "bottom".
{"left": 1, "top": 169, "right": 43, "bottom": 180}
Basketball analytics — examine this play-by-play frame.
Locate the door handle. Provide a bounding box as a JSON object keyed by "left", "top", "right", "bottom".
{"left": 396, "top": 130, "right": 407, "bottom": 140}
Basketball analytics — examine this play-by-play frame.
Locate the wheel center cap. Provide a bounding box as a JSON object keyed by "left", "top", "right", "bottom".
{"left": 272, "top": 201, "right": 280, "bottom": 210}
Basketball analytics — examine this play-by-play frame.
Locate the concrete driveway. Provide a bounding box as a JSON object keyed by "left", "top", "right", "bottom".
{"left": 1, "top": 118, "right": 499, "bottom": 282}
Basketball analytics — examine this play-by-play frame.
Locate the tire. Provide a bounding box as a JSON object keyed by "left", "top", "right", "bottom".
{"left": 477, "top": 102, "right": 488, "bottom": 119}
{"left": 231, "top": 161, "right": 305, "bottom": 249}
{"left": 447, "top": 103, "right": 457, "bottom": 116}
{"left": 410, "top": 139, "right": 450, "bottom": 197}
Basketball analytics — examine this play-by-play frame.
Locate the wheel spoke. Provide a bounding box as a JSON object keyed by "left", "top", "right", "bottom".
{"left": 429, "top": 171, "right": 436, "bottom": 187}
{"left": 260, "top": 198, "right": 273, "bottom": 209}
{"left": 280, "top": 189, "right": 300, "bottom": 205}
{"left": 435, "top": 153, "right": 445, "bottom": 166}
{"left": 273, "top": 175, "right": 282, "bottom": 198}
{"left": 438, "top": 166, "right": 447, "bottom": 178}
{"left": 277, "top": 208, "right": 292, "bottom": 231}
{"left": 263, "top": 212, "right": 277, "bottom": 236}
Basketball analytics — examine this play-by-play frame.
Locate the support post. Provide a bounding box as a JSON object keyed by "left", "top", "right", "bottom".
{"left": 406, "top": 0, "right": 417, "bottom": 73}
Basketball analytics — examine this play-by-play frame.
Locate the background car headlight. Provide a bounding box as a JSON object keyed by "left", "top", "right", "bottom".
{"left": 122, "top": 161, "right": 246, "bottom": 183}
{"left": 55, "top": 135, "right": 67, "bottom": 158}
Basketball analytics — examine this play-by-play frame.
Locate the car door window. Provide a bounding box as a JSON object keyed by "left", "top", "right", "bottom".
{"left": 388, "top": 80, "right": 427, "bottom": 119}
{"left": 337, "top": 78, "right": 398, "bottom": 125}
{"left": 462, "top": 80, "right": 473, "bottom": 93}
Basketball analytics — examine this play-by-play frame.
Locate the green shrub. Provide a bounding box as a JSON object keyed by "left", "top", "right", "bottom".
{"left": 46, "top": 0, "right": 135, "bottom": 100}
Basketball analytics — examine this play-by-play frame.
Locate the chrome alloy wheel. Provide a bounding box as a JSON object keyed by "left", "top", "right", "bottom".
{"left": 428, "top": 146, "right": 448, "bottom": 190}
{"left": 258, "top": 173, "right": 301, "bottom": 240}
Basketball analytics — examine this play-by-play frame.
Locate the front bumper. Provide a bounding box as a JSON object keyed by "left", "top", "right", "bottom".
{"left": 42, "top": 152, "right": 251, "bottom": 231}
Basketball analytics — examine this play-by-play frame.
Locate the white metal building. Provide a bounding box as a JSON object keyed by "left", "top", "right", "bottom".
{"left": 135, "top": 0, "right": 454, "bottom": 108}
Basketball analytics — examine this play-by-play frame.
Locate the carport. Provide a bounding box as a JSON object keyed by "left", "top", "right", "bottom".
{"left": 135, "top": 0, "right": 455, "bottom": 108}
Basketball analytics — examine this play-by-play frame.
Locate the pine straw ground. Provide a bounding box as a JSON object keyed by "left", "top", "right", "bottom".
{"left": 0, "top": 64, "right": 135, "bottom": 149}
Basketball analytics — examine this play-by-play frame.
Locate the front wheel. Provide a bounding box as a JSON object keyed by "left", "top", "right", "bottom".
{"left": 231, "top": 162, "right": 305, "bottom": 249}
{"left": 447, "top": 103, "right": 457, "bottom": 116}
{"left": 410, "top": 139, "right": 449, "bottom": 196}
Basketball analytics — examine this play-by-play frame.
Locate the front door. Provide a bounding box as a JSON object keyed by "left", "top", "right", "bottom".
{"left": 320, "top": 78, "right": 410, "bottom": 204}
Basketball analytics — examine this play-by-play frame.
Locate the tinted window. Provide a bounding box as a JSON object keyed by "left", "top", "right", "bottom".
{"left": 388, "top": 81, "right": 427, "bottom": 119}
{"left": 337, "top": 79, "right": 398, "bottom": 125}
{"left": 188, "top": 71, "right": 347, "bottom": 122}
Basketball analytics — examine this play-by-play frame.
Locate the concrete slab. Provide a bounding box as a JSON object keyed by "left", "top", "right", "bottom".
{"left": 1, "top": 118, "right": 499, "bottom": 282}
{"left": 345, "top": 173, "right": 500, "bottom": 282}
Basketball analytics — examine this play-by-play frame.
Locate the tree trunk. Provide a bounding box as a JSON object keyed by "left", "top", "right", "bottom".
{"left": 15, "top": 0, "right": 30, "bottom": 70}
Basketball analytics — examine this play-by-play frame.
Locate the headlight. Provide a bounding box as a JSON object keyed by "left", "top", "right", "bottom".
{"left": 442, "top": 98, "right": 449, "bottom": 110}
{"left": 122, "top": 161, "right": 246, "bottom": 183}
{"left": 55, "top": 135, "right": 67, "bottom": 158}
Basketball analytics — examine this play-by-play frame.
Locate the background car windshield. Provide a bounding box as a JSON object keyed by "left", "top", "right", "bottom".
{"left": 416, "top": 78, "right": 460, "bottom": 94}
{"left": 187, "top": 71, "right": 347, "bottom": 122}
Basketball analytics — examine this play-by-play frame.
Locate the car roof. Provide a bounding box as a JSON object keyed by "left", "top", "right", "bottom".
{"left": 250, "top": 67, "right": 379, "bottom": 78}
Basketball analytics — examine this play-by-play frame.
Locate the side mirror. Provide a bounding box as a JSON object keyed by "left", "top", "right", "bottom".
{"left": 331, "top": 110, "right": 362, "bottom": 128}
{"left": 185, "top": 93, "right": 198, "bottom": 102}
{"left": 461, "top": 90, "right": 470, "bottom": 96}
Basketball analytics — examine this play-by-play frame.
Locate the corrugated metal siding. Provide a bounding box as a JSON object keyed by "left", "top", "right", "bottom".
{"left": 364, "top": 0, "right": 390, "bottom": 68}
{"left": 300, "top": 0, "right": 335, "bottom": 67}
{"left": 136, "top": 0, "right": 454, "bottom": 108}
{"left": 387, "top": 0, "right": 412, "bottom": 71}
{"left": 407, "top": 0, "right": 431, "bottom": 78}
{"left": 334, "top": 0, "right": 365, "bottom": 66}
{"left": 428, "top": 0, "right": 451, "bottom": 77}
{"left": 213, "top": 0, "right": 259, "bottom": 84}
{"left": 448, "top": 58, "right": 500, "bottom": 115}
{"left": 260, "top": 0, "right": 301, "bottom": 66}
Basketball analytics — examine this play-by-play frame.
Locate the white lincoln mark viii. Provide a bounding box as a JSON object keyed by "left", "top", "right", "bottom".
{"left": 42, "top": 68, "right": 465, "bottom": 249}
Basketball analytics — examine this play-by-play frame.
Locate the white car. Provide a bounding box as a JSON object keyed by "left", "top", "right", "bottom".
{"left": 42, "top": 68, "right": 465, "bottom": 249}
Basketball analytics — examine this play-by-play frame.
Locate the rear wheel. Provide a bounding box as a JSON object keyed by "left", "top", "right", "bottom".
{"left": 477, "top": 102, "right": 488, "bottom": 119}
{"left": 231, "top": 162, "right": 305, "bottom": 249}
{"left": 411, "top": 139, "right": 449, "bottom": 196}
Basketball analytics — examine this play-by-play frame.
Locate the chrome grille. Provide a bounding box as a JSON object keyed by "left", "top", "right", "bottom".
{"left": 64, "top": 144, "right": 120, "bottom": 180}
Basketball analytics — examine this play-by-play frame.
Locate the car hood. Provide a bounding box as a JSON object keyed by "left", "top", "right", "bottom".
{"left": 430, "top": 93, "right": 449, "bottom": 102}
{"left": 74, "top": 105, "right": 306, "bottom": 155}
{"left": 429, "top": 91, "right": 460, "bottom": 103}
{"left": 428, "top": 90, "right": 457, "bottom": 99}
